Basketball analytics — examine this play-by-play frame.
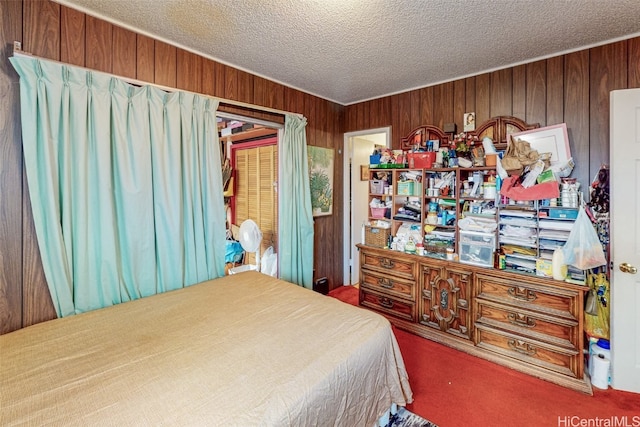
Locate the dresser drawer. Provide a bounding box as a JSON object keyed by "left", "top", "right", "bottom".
{"left": 475, "top": 300, "right": 578, "bottom": 349}
{"left": 361, "top": 269, "right": 415, "bottom": 301}
{"left": 475, "top": 324, "right": 580, "bottom": 378}
{"left": 359, "top": 288, "right": 416, "bottom": 323}
{"left": 475, "top": 274, "right": 579, "bottom": 320}
{"left": 360, "top": 251, "right": 417, "bottom": 281}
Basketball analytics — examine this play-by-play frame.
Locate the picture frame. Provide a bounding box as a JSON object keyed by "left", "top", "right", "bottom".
{"left": 463, "top": 112, "right": 476, "bottom": 132}
{"left": 508, "top": 123, "right": 571, "bottom": 166}
{"left": 307, "top": 146, "right": 335, "bottom": 217}
{"left": 360, "top": 164, "right": 369, "bottom": 181}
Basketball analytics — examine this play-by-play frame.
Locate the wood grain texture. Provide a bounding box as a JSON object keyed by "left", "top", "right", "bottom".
{"left": 589, "top": 41, "right": 626, "bottom": 180}
{"left": 9, "top": 0, "right": 640, "bottom": 327}
{"left": 629, "top": 36, "right": 640, "bottom": 88}
{"left": 564, "top": 50, "right": 590, "bottom": 199}
{"left": 252, "top": 75, "right": 270, "bottom": 121}
{"left": 432, "top": 82, "right": 453, "bottom": 130}
{"left": 0, "top": 0, "right": 24, "bottom": 333}
{"left": 136, "top": 34, "right": 154, "bottom": 82}
{"left": 359, "top": 99, "right": 371, "bottom": 129}
{"left": 85, "top": 15, "right": 112, "bottom": 72}
{"left": 266, "top": 79, "right": 285, "bottom": 112}
{"left": 396, "top": 91, "right": 412, "bottom": 143}
{"left": 344, "top": 102, "right": 357, "bottom": 132}
{"left": 154, "top": 40, "right": 176, "bottom": 87}
{"left": 464, "top": 77, "right": 476, "bottom": 118}
{"left": 525, "top": 60, "right": 546, "bottom": 126}
{"left": 23, "top": 0, "right": 60, "bottom": 59}
{"left": 60, "top": 5, "right": 85, "bottom": 66}
{"left": 213, "top": 61, "right": 226, "bottom": 98}
{"left": 22, "top": 176, "right": 56, "bottom": 326}
{"left": 355, "top": 102, "right": 365, "bottom": 130}
{"left": 490, "top": 68, "right": 512, "bottom": 117}
{"left": 389, "top": 94, "right": 400, "bottom": 147}
{"left": 201, "top": 58, "right": 216, "bottom": 96}
{"left": 546, "top": 56, "right": 564, "bottom": 125}
{"left": 512, "top": 64, "right": 526, "bottom": 121}
{"left": 453, "top": 79, "right": 466, "bottom": 133}
{"left": 224, "top": 66, "right": 238, "bottom": 100}
{"left": 176, "top": 48, "right": 202, "bottom": 93}
{"left": 20, "top": 2, "right": 60, "bottom": 327}
{"left": 112, "top": 26, "right": 136, "bottom": 79}
{"left": 408, "top": 90, "right": 420, "bottom": 128}
{"left": 475, "top": 73, "right": 491, "bottom": 124}
{"left": 419, "top": 86, "right": 434, "bottom": 126}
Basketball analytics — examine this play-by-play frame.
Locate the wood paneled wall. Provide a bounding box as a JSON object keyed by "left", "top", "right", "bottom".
{"left": 2, "top": 0, "right": 639, "bottom": 333}
{"left": 345, "top": 37, "right": 640, "bottom": 201}
{"left": 0, "top": 0, "right": 344, "bottom": 333}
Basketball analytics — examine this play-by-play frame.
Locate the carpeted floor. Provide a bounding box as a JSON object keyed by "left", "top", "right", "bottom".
{"left": 329, "top": 284, "right": 640, "bottom": 427}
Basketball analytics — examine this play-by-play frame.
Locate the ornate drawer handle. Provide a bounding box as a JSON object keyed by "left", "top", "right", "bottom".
{"left": 507, "top": 312, "right": 536, "bottom": 328}
{"left": 507, "top": 286, "right": 537, "bottom": 302}
{"left": 508, "top": 339, "right": 537, "bottom": 356}
{"left": 380, "top": 258, "right": 395, "bottom": 269}
{"left": 378, "top": 277, "right": 394, "bottom": 289}
{"left": 379, "top": 297, "right": 394, "bottom": 309}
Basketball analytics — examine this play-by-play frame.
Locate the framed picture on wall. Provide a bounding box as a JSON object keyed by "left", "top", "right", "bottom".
{"left": 307, "top": 146, "right": 335, "bottom": 217}
{"left": 360, "top": 165, "right": 369, "bottom": 181}
{"left": 464, "top": 112, "right": 476, "bottom": 132}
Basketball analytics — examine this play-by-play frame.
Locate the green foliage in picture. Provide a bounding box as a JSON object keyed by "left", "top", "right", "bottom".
{"left": 307, "top": 146, "right": 334, "bottom": 216}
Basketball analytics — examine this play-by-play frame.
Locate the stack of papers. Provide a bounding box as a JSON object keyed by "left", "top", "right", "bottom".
{"left": 538, "top": 229, "right": 571, "bottom": 241}
{"left": 538, "top": 219, "right": 575, "bottom": 231}
{"left": 499, "top": 209, "right": 535, "bottom": 218}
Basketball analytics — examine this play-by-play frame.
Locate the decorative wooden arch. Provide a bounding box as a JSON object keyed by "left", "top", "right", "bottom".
{"left": 400, "top": 125, "right": 451, "bottom": 151}
{"left": 468, "top": 116, "right": 540, "bottom": 150}
{"left": 399, "top": 116, "right": 539, "bottom": 152}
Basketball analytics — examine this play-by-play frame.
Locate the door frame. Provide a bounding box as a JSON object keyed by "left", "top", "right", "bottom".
{"left": 342, "top": 127, "right": 391, "bottom": 285}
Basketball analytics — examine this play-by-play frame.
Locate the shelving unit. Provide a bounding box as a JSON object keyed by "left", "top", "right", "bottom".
{"left": 498, "top": 196, "right": 583, "bottom": 281}
{"left": 358, "top": 117, "right": 592, "bottom": 395}
{"left": 367, "top": 170, "right": 393, "bottom": 222}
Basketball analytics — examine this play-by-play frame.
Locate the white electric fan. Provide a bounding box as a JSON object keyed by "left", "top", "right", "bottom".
{"left": 238, "top": 219, "right": 263, "bottom": 272}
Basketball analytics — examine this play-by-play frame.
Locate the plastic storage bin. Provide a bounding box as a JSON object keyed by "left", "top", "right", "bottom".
{"left": 397, "top": 181, "right": 415, "bottom": 196}
{"left": 370, "top": 207, "right": 389, "bottom": 219}
{"left": 459, "top": 230, "right": 496, "bottom": 267}
{"left": 407, "top": 152, "right": 436, "bottom": 168}
{"left": 370, "top": 179, "right": 388, "bottom": 194}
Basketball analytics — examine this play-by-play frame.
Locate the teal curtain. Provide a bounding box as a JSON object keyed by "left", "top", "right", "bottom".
{"left": 279, "top": 114, "right": 314, "bottom": 288}
{"left": 10, "top": 56, "right": 226, "bottom": 317}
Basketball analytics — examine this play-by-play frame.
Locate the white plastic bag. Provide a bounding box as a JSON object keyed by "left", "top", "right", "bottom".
{"left": 562, "top": 207, "right": 607, "bottom": 270}
{"left": 260, "top": 246, "right": 278, "bottom": 277}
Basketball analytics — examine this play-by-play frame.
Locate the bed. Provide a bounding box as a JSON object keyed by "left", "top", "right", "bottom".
{"left": 1, "top": 271, "right": 413, "bottom": 426}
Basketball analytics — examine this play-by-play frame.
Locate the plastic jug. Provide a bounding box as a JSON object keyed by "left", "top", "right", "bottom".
{"left": 589, "top": 338, "right": 611, "bottom": 383}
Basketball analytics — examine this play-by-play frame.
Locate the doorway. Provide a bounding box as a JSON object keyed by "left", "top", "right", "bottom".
{"left": 342, "top": 127, "right": 391, "bottom": 285}
{"left": 609, "top": 88, "right": 640, "bottom": 393}
{"left": 218, "top": 112, "right": 281, "bottom": 271}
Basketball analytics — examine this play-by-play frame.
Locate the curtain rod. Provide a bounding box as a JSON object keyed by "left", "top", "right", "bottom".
{"left": 11, "top": 41, "right": 304, "bottom": 120}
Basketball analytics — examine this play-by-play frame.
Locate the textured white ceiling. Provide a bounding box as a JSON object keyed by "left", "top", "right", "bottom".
{"left": 57, "top": 0, "right": 640, "bottom": 105}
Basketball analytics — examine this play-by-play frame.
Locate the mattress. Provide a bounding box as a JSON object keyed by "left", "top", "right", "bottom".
{"left": 1, "top": 271, "right": 412, "bottom": 426}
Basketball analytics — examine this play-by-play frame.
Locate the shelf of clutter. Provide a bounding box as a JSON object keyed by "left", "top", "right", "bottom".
{"left": 364, "top": 115, "right": 607, "bottom": 284}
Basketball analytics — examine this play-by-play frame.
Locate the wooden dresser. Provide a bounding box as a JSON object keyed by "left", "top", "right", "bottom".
{"left": 357, "top": 244, "right": 591, "bottom": 394}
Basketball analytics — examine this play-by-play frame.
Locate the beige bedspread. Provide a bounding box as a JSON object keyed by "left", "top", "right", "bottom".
{"left": 1, "top": 271, "right": 412, "bottom": 426}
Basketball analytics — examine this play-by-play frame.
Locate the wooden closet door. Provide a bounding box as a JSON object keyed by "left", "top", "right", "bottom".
{"left": 233, "top": 143, "right": 278, "bottom": 264}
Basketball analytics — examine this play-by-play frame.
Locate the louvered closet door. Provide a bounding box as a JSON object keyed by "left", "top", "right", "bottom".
{"left": 234, "top": 145, "right": 278, "bottom": 265}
